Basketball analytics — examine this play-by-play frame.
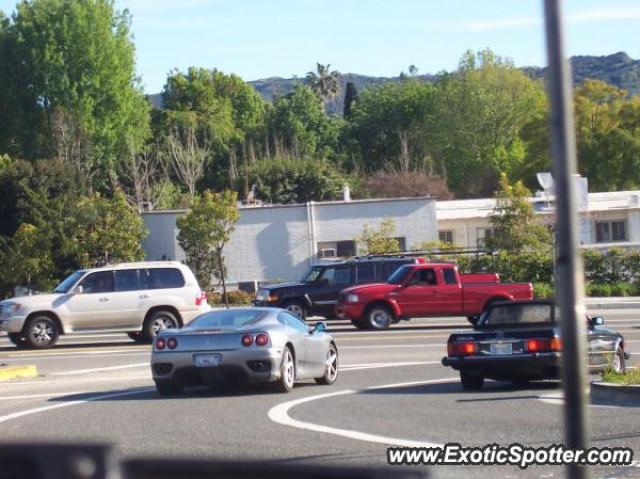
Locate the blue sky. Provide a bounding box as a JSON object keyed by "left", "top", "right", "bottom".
{"left": 1, "top": 0, "right": 639, "bottom": 93}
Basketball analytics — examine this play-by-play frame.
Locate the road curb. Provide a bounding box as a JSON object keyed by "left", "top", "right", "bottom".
{"left": 585, "top": 300, "right": 640, "bottom": 310}
{"left": 591, "top": 381, "right": 640, "bottom": 406}
{"left": 0, "top": 364, "right": 38, "bottom": 382}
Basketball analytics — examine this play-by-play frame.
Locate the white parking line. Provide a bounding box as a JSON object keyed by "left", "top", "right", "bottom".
{"left": 52, "top": 363, "right": 148, "bottom": 376}
{"left": 268, "top": 378, "right": 455, "bottom": 447}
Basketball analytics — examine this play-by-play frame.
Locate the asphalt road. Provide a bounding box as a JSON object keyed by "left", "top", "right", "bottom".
{"left": 1, "top": 309, "right": 640, "bottom": 479}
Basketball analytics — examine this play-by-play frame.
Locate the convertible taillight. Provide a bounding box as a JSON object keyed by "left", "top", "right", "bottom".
{"left": 448, "top": 341, "right": 478, "bottom": 357}
{"left": 241, "top": 334, "right": 254, "bottom": 347}
{"left": 255, "top": 333, "right": 269, "bottom": 346}
{"left": 155, "top": 337, "right": 166, "bottom": 350}
{"left": 167, "top": 337, "right": 178, "bottom": 350}
{"left": 525, "top": 337, "right": 561, "bottom": 352}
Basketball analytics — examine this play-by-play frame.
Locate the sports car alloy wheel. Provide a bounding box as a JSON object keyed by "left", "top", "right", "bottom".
{"left": 283, "top": 348, "right": 295, "bottom": 388}
{"left": 315, "top": 344, "right": 338, "bottom": 385}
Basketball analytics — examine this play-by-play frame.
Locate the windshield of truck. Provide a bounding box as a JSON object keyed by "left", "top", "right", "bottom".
{"left": 386, "top": 265, "right": 411, "bottom": 284}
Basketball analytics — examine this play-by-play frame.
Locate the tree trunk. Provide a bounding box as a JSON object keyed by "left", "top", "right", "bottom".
{"left": 218, "top": 249, "right": 229, "bottom": 309}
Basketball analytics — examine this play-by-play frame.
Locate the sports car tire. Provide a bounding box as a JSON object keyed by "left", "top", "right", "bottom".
{"left": 155, "top": 380, "right": 183, "bottom": 397}
{"left": 272, "top": 346, "right": 295, "bottom": 393}
{"left": 460, "top": 371, "right": 484, "bottom": 391}
{"left": 315, "top": 343, "right": 339, "bottom": 385}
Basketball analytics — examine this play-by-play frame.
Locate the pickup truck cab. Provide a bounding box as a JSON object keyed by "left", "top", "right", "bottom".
{"left": 335, "top": 263, "right": 533, "bottom": 329}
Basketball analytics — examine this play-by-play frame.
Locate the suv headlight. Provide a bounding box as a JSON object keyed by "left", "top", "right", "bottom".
{"left": 346, "top": 294, "right": 359, "bottom": 303}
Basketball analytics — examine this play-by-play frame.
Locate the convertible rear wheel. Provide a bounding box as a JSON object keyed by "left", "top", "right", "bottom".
{"left": 460, "top": 371, "right": 484, "bottom": 391}
{"left": 272, "top": 346, "right": 295, "bottom": 393}
{"left": 315, "top": 343, "right": 338, "bottom": 385}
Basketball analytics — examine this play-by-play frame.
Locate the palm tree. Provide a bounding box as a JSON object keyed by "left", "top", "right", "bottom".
{"left": 305, "top": 63, "right": 340, "bottom": 101}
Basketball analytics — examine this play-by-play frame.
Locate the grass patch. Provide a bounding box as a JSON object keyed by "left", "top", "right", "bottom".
{"left": 601, "top": 368, "right": 640, "bottom": 385}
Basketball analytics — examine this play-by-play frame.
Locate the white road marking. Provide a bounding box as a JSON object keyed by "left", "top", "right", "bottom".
{"left": 52, "top": 363, "right": 148, "bottom": 376}
{"left": 336, "top": 334, "right": 449, "bottom": 341}
{"left": 537, "top": 393, "right": 622, "bottom": 408}
{"left": 4, "top": 347, "right": 149, "bottom": 357}
{"left": 0, "top": 391, "right": 92, "bottom": 400}
{"left": 268, "top": 378, "right": 456, "bottom": 447}
{"left": 340, "top": 361, "right": 440, "bottom": 371}
{"left": 0, "top": 387, "right": 154, "bottom": 425}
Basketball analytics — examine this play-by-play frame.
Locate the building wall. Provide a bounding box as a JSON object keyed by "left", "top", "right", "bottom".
{"left": 141, "top": 197, "right": 437, "bottom": 286}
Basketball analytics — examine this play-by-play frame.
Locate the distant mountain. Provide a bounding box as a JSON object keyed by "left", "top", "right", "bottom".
{"left": 147, "top": 52, "right": 640, "bottom": 114}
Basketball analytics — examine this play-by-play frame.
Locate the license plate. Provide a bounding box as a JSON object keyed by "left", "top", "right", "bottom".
{"left": 490, "top": 343, "right": 512, "bottom": 355}
{"left": 193, "top": 353, "right": 221, "bottom": 367}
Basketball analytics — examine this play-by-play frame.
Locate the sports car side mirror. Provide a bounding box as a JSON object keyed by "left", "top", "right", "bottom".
{"left": 312, "top": 321, "right": 326, "bottom": 333}
{"left": 590, "top": 316, "right": 604, "bottom": 327}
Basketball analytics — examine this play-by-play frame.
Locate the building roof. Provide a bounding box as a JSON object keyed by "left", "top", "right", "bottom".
{"left": 436, "top": 190, "right": 640, "bottom": 221}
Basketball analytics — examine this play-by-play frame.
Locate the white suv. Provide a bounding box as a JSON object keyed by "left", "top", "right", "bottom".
{"left": 0, "top": 262, "right": 211, "bottom": 349}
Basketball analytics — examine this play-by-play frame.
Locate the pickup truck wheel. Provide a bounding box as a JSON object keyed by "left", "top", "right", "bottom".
{"left": 23, "top": 315, "right": 59, "bottom": 349}
{"left": 366, "top": 305, "right": 393, "bottom": 330}
{"left": 282, "top": 301, "right": 307, "bottom": 320}
{"left": 460, "top": 371, "right": 484, "bottom": 391}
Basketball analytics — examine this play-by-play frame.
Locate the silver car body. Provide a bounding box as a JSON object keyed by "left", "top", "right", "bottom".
{"left": 150, "top": 308, "right": 336, "bottom": 386}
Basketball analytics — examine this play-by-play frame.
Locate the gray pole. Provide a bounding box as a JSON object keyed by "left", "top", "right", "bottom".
{"left": 543, "top": 1, "right": 590, "bottom": 478}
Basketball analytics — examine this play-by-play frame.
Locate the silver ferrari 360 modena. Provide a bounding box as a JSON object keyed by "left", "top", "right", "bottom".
{"left": 150, "top": 307, "right": 339, "bottom": 395}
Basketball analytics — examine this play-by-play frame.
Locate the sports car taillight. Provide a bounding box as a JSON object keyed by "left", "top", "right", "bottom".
{"left": 255, "top": 333, "right": 269, "bottom": 346}
{"left": 448, "top": 341, "right": 478, "bottom": 357}
{"left": 155, "top": 337, "right": 166, "bottom": 350}
{"left": 241, "top": 334, "right": 254, "bottom": 347}
{"left": 167, "top": 337, "right": 178, "bottom": 350}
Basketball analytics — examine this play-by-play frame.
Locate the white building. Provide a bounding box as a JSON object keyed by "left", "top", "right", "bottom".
{"left": 142, "top": 197, "right": 437, "bottom": 286}
{"left": 436, "top": 190, "right": 640, "bottom": 251}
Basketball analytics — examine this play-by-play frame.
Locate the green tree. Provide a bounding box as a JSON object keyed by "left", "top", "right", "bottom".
{"left": 343, "top": 81, "right": 358, "bottom": 119}
{"left": 431, "top": 49, "right": 546, "bottom": 197}
{"left": 487, "top": 173, "right": 551, "bottom": 253}
{"left": 348, "top": 80, "right": 435, "bottom": 173}
{"left": 305, "top": 63, "right": 340, "bottom": 101}
{"left": 0, "top": 0, "right": 150, "bottom": 187}
{"left": 176, "top": 190, "right": 240, "bottom": 305}
{"left": 244, "top": 157, "right": 346, "bottom": 204}
{"left": 356, "top": 218, "right": 401, "bottom": 255}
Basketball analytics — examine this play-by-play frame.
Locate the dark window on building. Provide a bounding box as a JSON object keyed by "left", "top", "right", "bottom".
{"left": 141, "top": 268, "right": 185, "bottom": 290}
{"left": 115, "top": 269, "right": 139, "bottom": 292}
{"left": 443, "top": 268, "right": 457, "bottom": 285}
{"left": 595, "top": 221, "right": 627, "bottom": 243}
{"left": 439, "top": 231, "right": 454, "bottom": 244}
{"left": 80, "top": 271, "right": 114, "bottom": 294}
{"left": 394, "top": 237, "right": 406, "bottom": 251}
{"left": 337, "top": 240, "right": 355, "bottom": 257}
{"left": 355, "top": 263, "right": 375, "bottom": 283}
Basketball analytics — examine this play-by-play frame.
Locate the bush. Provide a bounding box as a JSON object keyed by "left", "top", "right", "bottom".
{"left": 533, "top": 283, "right": 554, "bottom": 299}
{"left": 207, "top": 290, "right": 253, "bottom": 305}
{"left": 609, "top": 282, "right": 634, "bottom": 297}
{"left": 588, "top": 283, "right": 612, "bottom": 297}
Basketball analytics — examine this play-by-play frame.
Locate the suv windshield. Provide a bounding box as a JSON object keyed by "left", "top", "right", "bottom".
{"left": 387, "top": 265, "right": 411, "bottom": 284}
{"left": 301, "top": 266, "right": 323, "bottom": 283}
{"left": 53, "top": 271, "right": 85, "bottom": 293}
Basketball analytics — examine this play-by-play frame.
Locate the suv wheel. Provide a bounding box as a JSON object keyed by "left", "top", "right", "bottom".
{"left": 366, "top": 304, "right": 393, "bottom": 330}
{"left": 282, "top": 301, "right": 307, "bottom": 320}
{"left": 23, "top": 315, "right": 59, "bottom": 349}
{"left": 142, "top": 310, "right": 179, "bottom": 342}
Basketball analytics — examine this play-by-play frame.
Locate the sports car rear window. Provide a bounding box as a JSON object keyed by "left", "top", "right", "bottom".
{"left": 481, "top": 303, "right": 555, "bottom": 326}
{"left": 186, "top": 310, "right": 268, "bottom": 328}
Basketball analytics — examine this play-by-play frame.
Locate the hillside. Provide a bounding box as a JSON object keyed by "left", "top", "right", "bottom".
{"left": 148, "top": 52, "right": 640, "bottom": 113}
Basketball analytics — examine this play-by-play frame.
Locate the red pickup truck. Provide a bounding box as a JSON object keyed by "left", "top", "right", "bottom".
{"left": 335, "top": 263, "right": 533, "bottom": 330}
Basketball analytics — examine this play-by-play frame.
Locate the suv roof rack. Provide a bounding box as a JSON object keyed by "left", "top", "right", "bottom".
{"left": 353, "top": 248, "right": 495, "bottom": 259}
